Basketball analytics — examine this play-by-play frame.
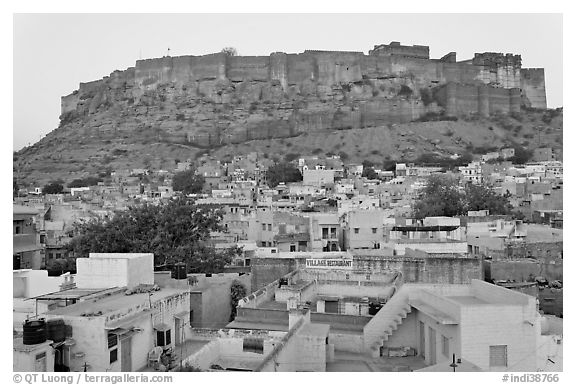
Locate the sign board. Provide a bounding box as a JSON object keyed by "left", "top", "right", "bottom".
{"left": 305, "top": 258, "right": 353, "bottom": 269}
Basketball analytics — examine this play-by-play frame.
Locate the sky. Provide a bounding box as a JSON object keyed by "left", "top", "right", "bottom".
{"left": 13, "top": 13, "right": 563, "bottom": 151}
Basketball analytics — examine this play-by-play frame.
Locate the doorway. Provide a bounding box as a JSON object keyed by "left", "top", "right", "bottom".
{"left": 120, "top": 337, "right": 132, "bottom": 372}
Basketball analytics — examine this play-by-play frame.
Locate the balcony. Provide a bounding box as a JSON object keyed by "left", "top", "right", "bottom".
{"left": 13, "top": 234, "right": 41, "bottom": 253}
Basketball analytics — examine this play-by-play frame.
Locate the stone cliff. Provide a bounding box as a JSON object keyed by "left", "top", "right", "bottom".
{"left": 14, "top": 42, "right": 557, "bottom": 184}
{"left": 58, "top": 42, "right": 546, "bottom": 148}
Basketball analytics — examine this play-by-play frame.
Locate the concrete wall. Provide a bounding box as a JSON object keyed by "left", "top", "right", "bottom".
{"left": 13, "top": 340, "right": 55, "bottom": 372}
{"left": 251, "top": 257, "right": 296, "bottom": 291}
{"left": 460, "top": 305, "right": 538, "bottom": 371}
{"left": 484, "top": 259, "right": 563, "bottom": 282}
{"left": 416, "top": 309, "right": 461, "bottom": 364}
{"left": 76, "top": 254, "right": 154, "bottom": 289}
{"left": 190, "top": 273, "right": 251, "bottom": 328}
{"left": 13, "top": 270, "right": 67, "bottom": 298}
{"left": 251, "top": 254, "right": 482, "bottom": 289}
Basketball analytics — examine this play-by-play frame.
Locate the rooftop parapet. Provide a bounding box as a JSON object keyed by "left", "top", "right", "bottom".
{"left": 369, "top": 41, "right": 430, "bottom": 59}
{"left": 472, "top": 52, "right": 522, "bottom": 68}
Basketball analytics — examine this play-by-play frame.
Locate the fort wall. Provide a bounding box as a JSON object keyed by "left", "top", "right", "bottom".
{"left": 59, "top": 43, "right": 548, "bottom": 134}
{"left": 521, "top": 68, "right": 547, "bottom": 109}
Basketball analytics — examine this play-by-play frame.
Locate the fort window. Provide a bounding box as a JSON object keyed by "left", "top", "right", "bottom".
{"left": 372, "top": 228, "right": 377, "bottom": 234}
{"left": 354, "top": 228, "right": 359, "bottom": 234}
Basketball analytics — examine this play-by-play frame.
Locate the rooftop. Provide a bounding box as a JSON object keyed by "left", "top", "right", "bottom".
{"left": 446, "top": 295, "right": 488, "bottom": 306}
{"left": 46, "top": 287, "right": 187, "bottom": 317}
{"left": 13, "top": 205, "right": 39, "bottom": 215}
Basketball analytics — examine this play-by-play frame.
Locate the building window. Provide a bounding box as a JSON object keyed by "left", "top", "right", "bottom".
{"left": 290, "top": 245, "right": 296, "bottom": 252}
{"left": 261, "top": 224, "right": 266, "bottom": 231}
{"left": 109, "top": 348, "right": 118, "bottom": 364}
{"left": 489, "top": 345, "right": 508, "bottom": 367}
{"left": 268, "top": 224, "right": 272, "bottom": 231}
{"left": 442, "top": 335, "right": 449, "bottom": 357}
{"left": 322, "top": 228, "right": 329, "bottom": 239}
{"left": 15, "top": 225, "right": 21, "bottom": 234}
{"left": 107, "top": 332, "right": 118, "bottom": 349}
{"left": 156, "top": 329, "right": 171, "bottom": 347}
{"left": 372, "top": 228, "right": 377, "bottom": 234}
{"left": 354, "top": 228, "right": 359, "bottom": 234}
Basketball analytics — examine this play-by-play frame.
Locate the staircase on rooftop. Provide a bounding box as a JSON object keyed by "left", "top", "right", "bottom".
{"left": 363, "top": 285, "right": 412, "bottom": 358}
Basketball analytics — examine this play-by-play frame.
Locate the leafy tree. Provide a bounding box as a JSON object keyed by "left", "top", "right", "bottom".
{"left": 382, "top": 160, "right": 397, "bottom": 172}
{"left": 229, "top": 280, "right": 247, "bottom": 321}
{"left": 172, "top": 169, "right": 205, "bottom": 194}
{"left": 509, "top": 145, "right": 533, "bottom": 164}
{"left": 362, "top": 167, "right": 378, "bottom": 180}
{"left": 221, "top": 47, "right": 238, "bottom": 57}
{"left": 412, "top": 174, "right": 466, "bottom": 219}
{"left": 266, "top": 162, "right": 302, "bottom": 187}
{"left": 338, "top": 151, "right": 349, "bottom": 162}
{"left": 284, "top": 153, "right": 300, "bottom": 162}
{"left": 413, "top": 174, "right": 513, "bottom": 219}
{"left": 68, "top": 176, "right": 101, "bottom": 188}
{"left": 66, "top": 197, "right": 233, "bottom": 272}
{"left": 13, "top": 178, "right": 19, "bottom": 197}
{"left": 362, "top": 159, "right": 375, "bottom": 168}
{"left": 43, "top": 182, "right": 64, "bottom": 195}
{"left": 465, "top": 184, "right": 512, "bottom": 215}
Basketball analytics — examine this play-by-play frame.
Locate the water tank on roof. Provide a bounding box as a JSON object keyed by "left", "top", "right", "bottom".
{"left": 47, "top": 319, "right": 66, "bottom": 343}
{"left": 23, "top": 319, "right": 47, "bottom": 345}
{"left": 171, "top": 263, "right": 187, "bottom": 280}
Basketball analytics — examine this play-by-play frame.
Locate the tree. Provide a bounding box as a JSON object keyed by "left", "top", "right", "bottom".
{"left": 68, "top": 176, "right": 101, "bottom": 188}
{"left": 362, "top": 167, "right": 378, "bottom": 180}
{"left": 338, "top": 151, "right": 349, "bottom": 162}
{"left": 509, "top": 145, "right": 533, "bottom": 164}
{"left": 43, "top": 182, "right": 64, "bottom": 195}
{"left": 221, "top": 47, "right": 238, "bottom": 57}
{"left": 465, "top": 183, "right": 512, "bottom": 215}
{"left": 412, "top": 174, "right": 466, "bottom": 219}
{"left": 266, "top": 162, "right": 302, "bottom": 187}
{"left": 172, "top": 170, "right": 205, "bottom": 194}
{"left": 13, "top": 178, "right": 19, "bottom": 198}
{"left": 229, "top": 280, "right": 247, "bottom": 321}
{"left": 412, "top": 174, "right": 513, "bottom": 219}
{"left": 66, "top": 197, "right": 233, "bottom": 272}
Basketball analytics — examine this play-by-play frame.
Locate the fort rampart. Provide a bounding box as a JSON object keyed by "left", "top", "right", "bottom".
{"left": 59, "top": 42, "right": 547, "bottom": 147}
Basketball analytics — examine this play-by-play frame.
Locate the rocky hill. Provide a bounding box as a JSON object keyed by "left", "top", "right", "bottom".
{"left": 13, "top": 44, "right": 562, "bottom": 185}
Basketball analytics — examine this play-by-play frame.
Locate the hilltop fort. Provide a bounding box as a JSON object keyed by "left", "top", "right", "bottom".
{"left": 59, "top": 42, "right": 546, "bottom": 148}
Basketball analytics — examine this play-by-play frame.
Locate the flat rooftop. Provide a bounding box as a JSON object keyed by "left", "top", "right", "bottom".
{"left": 446, "top": 296, "right": 488, "bottom": 305}
{"left": 46, "top": 288, "right": 187, "bottom": 317}
{"left": 31, "top": 287, "right": 119, "bottom": 301}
